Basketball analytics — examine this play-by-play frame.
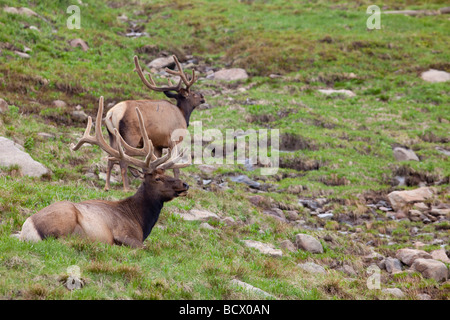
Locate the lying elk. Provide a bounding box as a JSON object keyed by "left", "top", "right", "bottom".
{"left": 104, "top": 55, "right": 205, "bottom": 191}
{"left": 20, "top": 97, "right": 190, "bottom": 248}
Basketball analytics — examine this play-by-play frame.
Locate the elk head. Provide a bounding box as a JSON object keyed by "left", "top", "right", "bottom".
{"left": 134, "top": 55, "right": 205, "bottom": 126}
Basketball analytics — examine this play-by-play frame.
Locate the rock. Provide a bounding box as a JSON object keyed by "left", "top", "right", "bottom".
{"left": 248, "top": 195, "right": 265, "bottom": 206}
{"left": 98, "top": 172, "right": 118, "bottom": 183}
{"left": 318, "top": 89, "right": 356, "bottom": 97}
{"left": 176, "top": 209, "right": 220, "bottom": 222}
{"left": 14, "top": 51, "right": 31, "bottom": 59}
{"left": 69, "top": 39, "right": 89, "bottom": 51}
{"left": 117, "top": 14, "right": 128, "bottom": 22}
{"left": 317, "top": 212, "right": 334, "bottom": 219}
{"left": 382, "top": 288, "right": 405, "bottom": 298}
{"left": 211, "top": 68, "right": 248, "bottom": 81}
{"left": 71, "top": 110, "right": 88, "bottom": 122}
{"left": 408, "top": 209, "right": 426, "bottom": 222}
{"left": 340, "top": 264, "right": 357, "bottom": 276}
{"left": 230, "top": 175, "right": 260, "bottom": 189}
{"left": 197, "top": 164, "right": 216, "bottom": 177}
{"left": 221, "top": 216, "right": 235, "bottom": 226}
{"left": 242, "top": 240, "right": 282, "bottom": 257}
{"left": 230, "top": 279, "right": 275, "bottom": 299}
{"left": 387, "top": 187, "right": 435, "bottom": 211}
{"left": 0, "top": 98, "right": 8, "bottom": 113}
{"left": 413, "top": 202, "right": 429, "bottom": 212}
{"left": 429, "top": 207, "right": 450, "bottom": 216}
{"left": 37, "top": 132, "right": 55, "bottom": 140}
{"left": 393, "top": 147, "right": 420, "bottom": 161}
{"left": 430, "top": 248, "right": 450, "bottom": 263}
{"left": 417, "top": 293, "right": 432, "bottom": 300}
{"left": 0, "top": 137, "right": 49, "bottom": 177}
{"left": 147, "top": 56, "right": 174, "bottom": 69}
{"left": 279, "top": 240, "right": 296, "bottom": 252}
{"left": 286, "top": 184, "right": 303, "bottom": 194}
{"left": 384, "top": 257, "right": 403, "bottom": 274}
{"left": 420, "top": 69, "right": 450, "bottom": 83}
{"left": 411, "top": 258, "right": 448, "bottom": 282}
{"left": 396, "top": 248, "right": 432, "bottom": 266}
{"left": 295, "top": 234, "right": 324, "bottom": 254}
{"left": 297, "top": 262, "right": 326, "bottom": 274}
{"left": 3, "top": 6, "right": 19, "bottom": 14}
{"left": 18, "top": 7, "right": 38, "bottom": 17}
{"left": 200, "top": 222, "right": 215, "bottom": 230}
{"left": 52, "top": 100, "right": 67, "bottom": 108}
{"left": 285, "top": 210, "right": 299, "bottom": 221}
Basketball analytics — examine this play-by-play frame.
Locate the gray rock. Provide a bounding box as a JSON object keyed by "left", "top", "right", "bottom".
{"left": 382, "top": 288, "right": 405, "bottom": 298}
{"left": 430, "top": 248, "right": 450, "bottom": 263}
{"left": 52, "top": 100, "right": 67, "bottom": 108}
{"left": 417, "top": 293, "right": 432, "bottom": 300}
{"left": 176, "top": 209, "right": 220, "bottom": 222}
{"left": 37, "top": 132, "right": 55, "bottom": 140}
{"left": 388, "top": 187, "right": 435, "bottom": 212}
{"left": 0, "top": 137, "right": 49, "bottom": 177}
{"left": 147, "top": 56, "right": 174, "bottom": 69}
{"left": 384, "top": 257, "right": 403, "bottom": 274}
{"left": 393, "top": 147, "right": 419, "bottom": 161}
{"left": 421, "top": 69, "right": 450, "bottom": 83}
{"left": 279, "top": 240, "right": 296, "bottom": 252}
{"left": 212, "top": 68, "right": 248, "bottom": 81}
{"left": 295, "top": 234, "right": 323, "bottom": 254}
{"left": 200, "top": 222, "right": 215, "bottom": 230}
{"left": 297, "top": 262, "right": 326, "bottom": 274}
{"left": 396, "top": 248, "right": 432, "bottom": 266}
{"left": 71, "top": 110, "right": 88, "bottom": 122}
{"left": 221, "top": 216, "right": 235, "bottom": 226}
{"left": 318, "top": 89, "right": 356, "bottom": 97}
{"left": 14, "top": 51, "right": 30, "bottom": 59}
{"left": 411, "top": 258, "right": 448, "bottom": 282}
{"left": 230, "top": 279, "right": 275, "bottom": 299}
{"left": 230, "top": 175, "right": 260, "bottom": 189}
{"left": 242, "top": 240, "right": 282, "bottom": 257}
{"left": 317, "top": 212, "right": 334, "bottom": 219}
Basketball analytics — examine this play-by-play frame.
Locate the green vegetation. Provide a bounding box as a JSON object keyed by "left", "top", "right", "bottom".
{"left": 0, "top": 0, "right": 449, "bottom": 300}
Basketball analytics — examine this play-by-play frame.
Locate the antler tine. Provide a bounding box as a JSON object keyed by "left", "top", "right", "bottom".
{"left": 156, "top": 144, "right": 191, "bottom": 170}
{"left": 71, "top": 97, "right": 120, "bottom": 160}
{"left": 134, "top": 55, "right": 182, "bottom": 92}
{"left": 165, "top": 55, "right": 197, "bottom": 90}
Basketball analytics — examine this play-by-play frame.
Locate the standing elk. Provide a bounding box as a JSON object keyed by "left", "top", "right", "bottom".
{"left": 104, "top": 55, "right": 205, "bottom": 191}
{"left": 19, "top": 97, "right": 190, "bottom": 248}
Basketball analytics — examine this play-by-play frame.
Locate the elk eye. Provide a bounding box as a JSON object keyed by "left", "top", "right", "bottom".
{"left": 155, "top": 177, "right": 161, "bottom": 182}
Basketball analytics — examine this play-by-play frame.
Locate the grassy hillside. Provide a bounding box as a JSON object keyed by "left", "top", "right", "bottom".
{"left": 0, "top": 0, "right": 449, "bottom": 300}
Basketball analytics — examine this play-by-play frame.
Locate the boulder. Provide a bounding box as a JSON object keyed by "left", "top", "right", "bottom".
{"left": 295, "top": 234, "right": 323, "bottom": 254}
{"left": 242, "top": 240, "right": 282, "bottom": 257}
{"left": 396, "top": 248, "right": 432, "bottom": 266}
{"left": 279, "top": 240, "right": 296, "bottom": 252}
{"left": 420, "top": 69, "right": 450, "bottom": 83}
{"left": 211, "top": 68, "right": 248, "bottom": 81}
{"left": 384, "top": 257, "right": 403, "bottom": 274}
{"left": 52, "top": 100, "right": 67, "bottom": 108}
{"left": 393, "top": 147, "right": 419, "bottom": 161}
{"left": 147, "top": 56, "right": 174, "bottom": 69}
{"left": 382, "top": 288, "right": 405, "bottom": 298}
{"left": 430, "top": 248, "right": 450, "bottom": 263}
{"left": 175, "top": 209, "right": 220, "bottom": 222}
{"left": 387, "top": 187, "right": 435, "bottom": 211}
{"left": 0, "top": 137, "right": 49, "bottom": 177}
{"left": 297, "top": 262, "right": 326, "bottom": 274}
{"left": 230, "top": 175, "right": 260, "bottom": 189}
{"left": 411, "top": 258, "right": 448, "bottom": 282}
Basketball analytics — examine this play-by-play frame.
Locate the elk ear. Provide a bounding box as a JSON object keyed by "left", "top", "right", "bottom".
{"left": 164, "top": 91, "right": 178, "bottom": 99}
{"left": 179, "top": 88, "right": 189, "bottom": 98}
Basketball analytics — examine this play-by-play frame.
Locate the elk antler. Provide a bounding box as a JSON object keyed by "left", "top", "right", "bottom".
{"left": 164, "top": 55, "right": 197, "bottom": 92}
{"left": 134, "top": 55, "right": 197, "bottom": 93}
{"left": 134, "top": 55, "right": 183, "bottom": 92}
{"left": 71, "top": 97, "right": 188, "bottom": 172}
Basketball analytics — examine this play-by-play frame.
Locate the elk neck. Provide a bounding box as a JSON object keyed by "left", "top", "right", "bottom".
{"left": 117, "top": 182, "right": 165, "bottom": 241}
{"left": 176, "top": 100, "right": 194, "bottom": 127}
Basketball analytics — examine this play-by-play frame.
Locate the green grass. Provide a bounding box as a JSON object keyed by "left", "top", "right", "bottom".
{"left": 0, "top": 0, "right": 449, "bottom": 300}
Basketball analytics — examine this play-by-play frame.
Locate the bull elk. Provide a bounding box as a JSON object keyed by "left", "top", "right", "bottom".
{"left": 19, "top": 97, "right": 190, "bottom": 248}
{"left": 104, "top": 55, "right": 205, "bottom": 191}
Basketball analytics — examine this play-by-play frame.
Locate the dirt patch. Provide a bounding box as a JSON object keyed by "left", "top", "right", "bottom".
{"left": 419, "top": 131, "right": 449, "bottom": 143}
{"left": 318, "top": 174, "right": 350, "bottom": 186}
{"left": 280, "top": 133, "right": 317, "bottom": 151}
{"left": 391, "top": 165, "right": 439, "bottom": 187}
{"left": 279, "top": 156, "right": 322, "bottom": 171}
